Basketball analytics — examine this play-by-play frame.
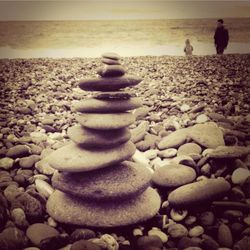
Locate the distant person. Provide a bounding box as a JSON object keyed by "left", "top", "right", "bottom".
{"left": 214, "top": 19, "right": 229, "bottom": 54}
{"left": 184, "top": 39, "right": 194, "bottom": 56}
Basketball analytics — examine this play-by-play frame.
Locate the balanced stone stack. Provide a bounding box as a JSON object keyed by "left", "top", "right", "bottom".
{"left": 46, "top": 52, "right": 161, "bottom": 227}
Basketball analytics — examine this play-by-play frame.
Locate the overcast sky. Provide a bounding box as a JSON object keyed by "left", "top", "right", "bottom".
{"left": 0, "top": 1, "right": 249, "bottom": 20}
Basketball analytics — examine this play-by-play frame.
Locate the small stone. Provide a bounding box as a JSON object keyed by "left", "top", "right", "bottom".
{"left": 70, "top": 229, "right": 96, "bottom": 241}
{"left": 199, "top": 211, "right": 215, "bottom": 226}
{"left": 152, "top": 163, "right": 196, "bottom": 188}
{"left": 4, "top": 185, "right": 23, "bottom": 203}
{"left": 190, "top": 122, "right": 225, "bottom": 149}
{"left": 180, "top": 104, "right": 190, "bottom": 112}
{"left": 0, "top": 157, "right": 14, "bottom": 170}
{"left": 35, "top": 179, "right": 54, "bottom": 198}
{"left": 35, "top": 159, "right": 55, "bottom": 175}
{"left": 232, "top": 168, "right": 250, "bottom": 185}
{"left": 170, "top": 209, "right": 188, "bottom": 222}
{"left": 11, "top": 208, "right": 29, "bottom": 229}
{"left": 189, "top": 226, "right": 204, "bottom": 237}
{"left": 40, "top": 233, "right": 69, "bottom": 250}
{"left": 206, "top": 146, "right": 250, "bottom": 159}
{"left": 158, "top": 148, "right": 177, "bottom": 158}
{"left": 102, "top": 52, "right": 121, "bottom": 60}
{"left": 102, "top": 58, "right": 121, "bottom": 65}
{"left": 100, "top": 234, "right": 119, "bottom": 250}
{"left": 19, "top": 155, "right": 41, "bottom": 169}
{"left": 168, "top": 178, "right": 231, "bottom": 208}
{"left": 12, "top": 192, "right": 44, "bottom": 222}
{"left": 196, "top": 114, "right": 209, "bottom": 123}
{"left": 148, "top": 229, "right": 168, "bottom": 243}
{"left": 185, "top": 216, "right": 197, "bottom": 225}
{"left": 97, "top": 65, "right": 125, "bottom": 77}
{"left": 167, "top": 223, "right": 188, "bottom": 238}
{"left": 233, "top": 236, "right": 250, "bottom": 250}
{"left": 6, "top": 145, "right": 31, "bottom": 158}
{"left": 26, "top": 223, "right": 59, "bottom": 246}
{"left": 70, "top": 239, "right": 101, "bottom": 250}
{"left": 137, "top": 235, "right": 163, "bottom": 250}
{"left": 157, "top": 128, "right": 189, "bottom": 150}
{"left": 177, "top": 143, "right": 202, "bottom": 157}
{"left": 243, "top": 217, "right": 250, "bottom": 226}
{"left": 0, "top": 227, "right": 28, "bottom": 250}
{"left": 218, "top": 223, "right": 233, "bottom": 248}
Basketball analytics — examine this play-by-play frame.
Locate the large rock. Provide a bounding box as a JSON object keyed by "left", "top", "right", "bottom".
{"left": 168, "top": 178, "right": 231, "bottom": 208}
{"left": 76, "top": 112, "right": 135, "bottom": 130}
{"left": 72, "top": 97, "right": 142, "bottom": 113}
{"left": 79, "top": 75, "right": 142, "bottom": 91}
{"left": 68, "top": 125, "right": 131, "bottom": 148}
{"left": 52, "top": 161, "right": 152, "bottom": 200}
{"left": 152, "top": 163, "right": 196, "bottom": 188}
{"left": 189, "top": 123, "right": 225, "bottom": 149}
{"left": 46, "top": 187, "right": 161, "bottom": 227}
{"left": 46, "top": 141, "right": 136, "bottom": 172}
{"left": 157, "top": 128, "right": 190, "bottom": 150}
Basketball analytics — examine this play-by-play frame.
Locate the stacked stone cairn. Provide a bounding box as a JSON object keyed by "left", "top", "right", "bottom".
{"left": 46, "top": 52, "right": 161, "bottom": 227}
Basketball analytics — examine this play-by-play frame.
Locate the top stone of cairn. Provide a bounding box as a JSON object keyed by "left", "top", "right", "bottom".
{"left": 101, "top": 52, "right": 121, "bottom": 60}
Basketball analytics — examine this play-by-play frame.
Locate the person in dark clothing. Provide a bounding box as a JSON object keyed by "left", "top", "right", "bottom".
{"left": 214, "top": 19, "right": 229, "bottom": 54}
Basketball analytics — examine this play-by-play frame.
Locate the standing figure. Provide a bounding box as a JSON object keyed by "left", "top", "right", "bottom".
{"left": 214, "top": 19, "right": 229, "bottom": 54}
{"left": 184, "top": 39, "right": 193, "bottom": 56}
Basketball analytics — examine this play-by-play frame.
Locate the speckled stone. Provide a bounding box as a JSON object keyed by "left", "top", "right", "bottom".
{"left": 46, "top": 141, "right": 136, "bottom": 172}
{"left": 68, "top": 125, "right": 131, "bottom": 148}
{"left": 46, "top": 187, "right": 161, "bottom": 227}
{"left": 76, "top": 112, "right": 135, "bottom": 130}
{"left": 52, "top": 161, "right": 152, "bottom": 200}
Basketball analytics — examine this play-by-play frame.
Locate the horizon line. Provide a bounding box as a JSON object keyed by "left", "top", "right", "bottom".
{"left": 1, "top": 17, "right": 250, "bottom": 22}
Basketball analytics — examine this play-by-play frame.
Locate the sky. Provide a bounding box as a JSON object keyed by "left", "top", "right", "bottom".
{"left": 0, "top": 0, "right": 250, "bottom": 20}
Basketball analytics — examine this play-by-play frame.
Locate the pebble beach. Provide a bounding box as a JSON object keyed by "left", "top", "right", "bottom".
{"left": 0, "top": 53, "right": 250, "bottom": 250}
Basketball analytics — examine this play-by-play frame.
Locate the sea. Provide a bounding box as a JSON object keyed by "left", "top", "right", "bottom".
{"left": 0, "top": 18, "right": 250, "bottom": 58}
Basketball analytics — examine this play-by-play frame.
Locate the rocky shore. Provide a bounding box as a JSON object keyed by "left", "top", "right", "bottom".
{"left": 0, "top": 54, "right": 250, "bottom": 250}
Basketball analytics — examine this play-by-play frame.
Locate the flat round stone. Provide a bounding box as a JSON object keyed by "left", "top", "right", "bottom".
{"left": 93, "top": 91, "right": 136, "bottom": 100}
{"left": 52, "top": 161, "right": 152, "bottom": 200}
{"left": 79, "top": 75, "right": 142, "bottom": 91}
{"left": 46, "top": 187, "right": 161, "bottom": 227}
{"left": 168, "top": 178, "right": 231, "bottom": 208}
{"left": 152, "top": 163, "right": 196, "bottom": 188}
{"left": 46, "top": 141, "right": 136, "bottom": 172}
{"left": 101, "top": 58, "right": 121, "bottom": 65}
{"left": 72, "top": 97, "right": 142, "bottom": 113}
{"left": 101, "top": 52, "right": 121, "bottom": 60}
{"left": 97, "top": 65, "right": 125, "bottom": 77}
{"left": 68, "top": 125, "right": 131, "bottom": 148}
{"left": 76, "top": 112, "right": 135, "bottom": 130}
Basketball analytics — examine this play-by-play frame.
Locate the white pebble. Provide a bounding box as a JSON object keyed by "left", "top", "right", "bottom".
{"left": 35, "top": 179, "right": 54, "bottom": 198}
{"left": 232, "top": 168, "right": 250, "bottom": 185}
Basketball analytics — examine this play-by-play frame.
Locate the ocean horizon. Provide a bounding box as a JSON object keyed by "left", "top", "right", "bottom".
{"left": 1, "top": 18, "right": 250, "bottom": 58}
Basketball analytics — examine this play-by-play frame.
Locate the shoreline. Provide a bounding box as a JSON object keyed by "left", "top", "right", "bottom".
{"left": 0, "top": 42, "right": 250, "bottom": 59}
